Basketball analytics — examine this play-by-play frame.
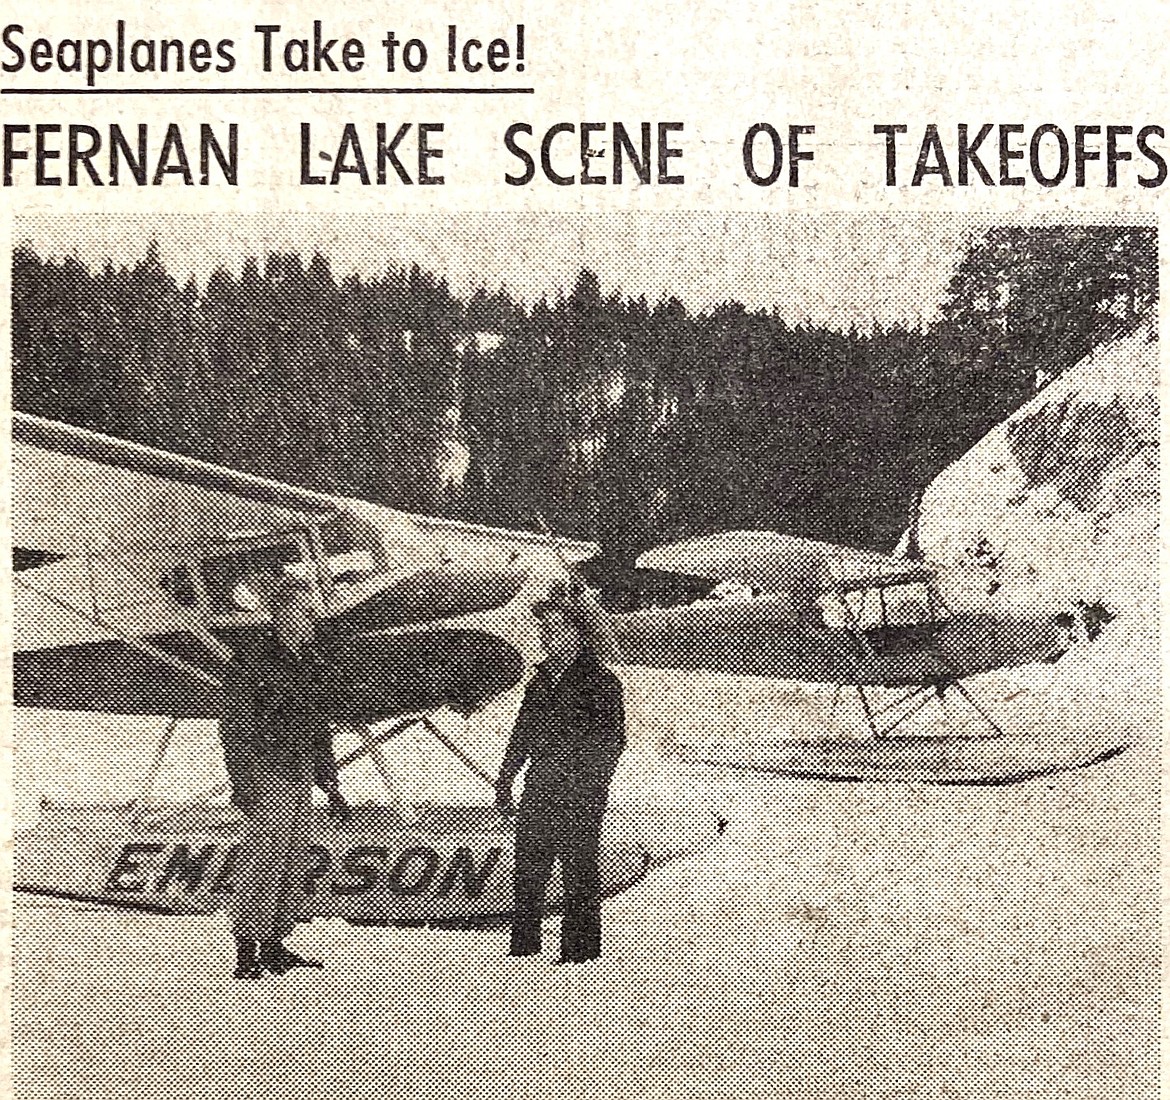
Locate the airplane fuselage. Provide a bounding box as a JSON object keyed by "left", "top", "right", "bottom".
{"left": 610, "top": 596, "right": 1064, "bottom": 687}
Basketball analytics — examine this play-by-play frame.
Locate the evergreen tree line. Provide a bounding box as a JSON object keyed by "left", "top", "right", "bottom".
{"left": 12, "top": 225, "right": 1155, "bottom": 555}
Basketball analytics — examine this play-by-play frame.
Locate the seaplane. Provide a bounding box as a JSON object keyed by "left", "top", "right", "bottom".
{"left": 13, "top": 413, "right": 1127, "bottom": 924}
{"left": 584, "top": 525, "right": 1129, "bottom": 785}
{"left": 11, "top": 412, "right": 722, "bottom": 925}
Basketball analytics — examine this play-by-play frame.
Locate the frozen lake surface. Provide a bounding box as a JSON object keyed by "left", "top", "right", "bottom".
{"left": 11, "top": 326, "right": 1160, "bottom": 1099}
{"left": 12, "top": 718, "right": 1159, "bottom": 1100}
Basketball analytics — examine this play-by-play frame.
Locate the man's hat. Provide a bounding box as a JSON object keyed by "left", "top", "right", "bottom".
{"left": 532, "top": 578, "right": 618, "bottom": 659}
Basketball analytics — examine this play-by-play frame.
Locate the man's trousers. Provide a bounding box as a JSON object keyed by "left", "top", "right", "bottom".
{"left": 510, "top": 805, "right": 605, "bottom": 961}
{"left": 231, "top": 776, "right": 313, "bottom": 944}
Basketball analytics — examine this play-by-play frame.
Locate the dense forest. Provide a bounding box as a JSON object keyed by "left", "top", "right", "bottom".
{"left": 12, "top": 225, "right": 1156, "bottom": 555}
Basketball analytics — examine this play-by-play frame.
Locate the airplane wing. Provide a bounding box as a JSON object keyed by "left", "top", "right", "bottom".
{"left": 15, "top": 411, "right": 363, "bottom": 557}
{"left": 14, "top": 412, "right": 597, "bottom": 567}
{"left": 636, "top": 529, "right": 919, "bottom": 594}
{"left": 13, "top": 413, "right": 597, "bottom": 718}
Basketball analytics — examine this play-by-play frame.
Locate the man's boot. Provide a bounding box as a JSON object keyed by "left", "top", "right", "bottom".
{"left": 509, "top": 912, "right": 542, "bottom": 957}
{"left": 234, "top": 939, "right": 262, "bottom": 980}
{"left": 259, "top": 941, "right": 324, "bottom": 975}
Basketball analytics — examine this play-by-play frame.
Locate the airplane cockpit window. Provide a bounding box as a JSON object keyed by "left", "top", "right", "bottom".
{"left": 200, "top": 541, "right": 308, "bottom": 617}
{"left": 837, "top": 580, "right": 945, "bottom": 631}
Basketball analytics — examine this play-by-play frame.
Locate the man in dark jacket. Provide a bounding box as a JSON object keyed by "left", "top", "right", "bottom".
{"left": 496, "top": 582, "right": 626, "bottom": 963}
{"left": 219, "top": 577, "right": 351, "bottom": 979}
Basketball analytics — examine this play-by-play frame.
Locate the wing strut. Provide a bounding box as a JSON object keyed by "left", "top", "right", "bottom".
{"left": 819, "top": 554, "right": 1006, "bottom": 741}
{"left": 137, "top": 713, "right": 427, "bottom": 831}
{"left": 422, "top": 715, "right": 498, "bottom": 790}
{"left": 123, "top": 709, "right": 499, "bottom": 835}
{"left": 128, "top": 717, "right": 180, "bottom": 829}
{"left": 332, "top": 720, "right": 409, "bottom": 797}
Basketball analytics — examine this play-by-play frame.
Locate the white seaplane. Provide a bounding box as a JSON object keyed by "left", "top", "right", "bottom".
{"left": 589, "top": 528, "right": 1128, "bottom": 785}
{"left": 12, "top": 412, "right": 721, "bottom": 925}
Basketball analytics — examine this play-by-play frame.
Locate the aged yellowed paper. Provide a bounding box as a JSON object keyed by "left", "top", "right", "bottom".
{"left": 3, "top": 2, "right": 1166, "bottom": 1098}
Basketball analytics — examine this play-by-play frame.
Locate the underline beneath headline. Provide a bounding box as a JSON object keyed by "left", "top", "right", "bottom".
{"left": 1, "top": 86, "right": 536, "bottom": 95}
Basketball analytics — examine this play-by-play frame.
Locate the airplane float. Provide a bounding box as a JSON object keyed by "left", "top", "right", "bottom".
{"left": 12, "top": 413, "right": 1128, "bottom": 924}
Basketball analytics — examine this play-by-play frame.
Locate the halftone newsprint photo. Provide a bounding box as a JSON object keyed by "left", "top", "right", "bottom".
{"left": 2, "top": 5, "right": 1167, "bottom": 1100}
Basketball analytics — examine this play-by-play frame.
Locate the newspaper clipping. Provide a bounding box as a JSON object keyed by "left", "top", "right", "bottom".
{"left": 4, "top": 3, "right": 1165, "bottom": 1099}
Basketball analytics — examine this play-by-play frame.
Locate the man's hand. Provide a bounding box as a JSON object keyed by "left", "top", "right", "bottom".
{"left": 327, "top": 791, "right": 353, "bottom": 826}
{"left": 229, "top": 786, "right": 256, "bottom": 818}
{"left": 494, "top": 783, "right": 516, "bottom": 818}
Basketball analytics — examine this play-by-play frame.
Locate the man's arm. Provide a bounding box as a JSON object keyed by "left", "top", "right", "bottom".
{"left": 314, "top": 728, "right": 351, "bottom": 822}
{"left": 312, "top": 723, "right": 342, "bottom": 797}
{"left": 496, "top": 687, "right": 538, "bottom": 812}
{"left": 308, "top": 665, "right": 351, "bottom": 822}
{"left": 497, "top": 725, "right": 531, "bottom": 791}
{"left": 573, "top": 673, "right": 627, "bottom": 798}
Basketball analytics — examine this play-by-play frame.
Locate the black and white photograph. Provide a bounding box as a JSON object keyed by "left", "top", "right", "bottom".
{"left": 8, "top": 212, "right": 1160, "bottom": 1099}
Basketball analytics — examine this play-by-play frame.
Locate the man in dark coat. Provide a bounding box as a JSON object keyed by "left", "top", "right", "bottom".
{"left": 219, "top": 577, "right": 351, "bottom": 979}
{"left": 496, "top": 582, "right": 626, "bottom": 964}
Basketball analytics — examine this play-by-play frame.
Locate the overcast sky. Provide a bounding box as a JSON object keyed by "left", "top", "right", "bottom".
{"left": 12, "top": 212, "right": 1132, "bottom": 331}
